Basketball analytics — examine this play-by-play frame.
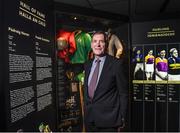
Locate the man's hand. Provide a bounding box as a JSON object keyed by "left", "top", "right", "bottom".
{"left": 117, "top": 119, "right": 125, "bottom": 132}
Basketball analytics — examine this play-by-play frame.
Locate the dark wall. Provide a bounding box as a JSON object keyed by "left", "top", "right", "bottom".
{"left": 0, "top": 0, "right": 6, "bottom": 131}
{"left": 1, "top": 0, "right": 56, "bottom": 131}
{"left": 131, "top": 19, "right": 180, "bottom": 132}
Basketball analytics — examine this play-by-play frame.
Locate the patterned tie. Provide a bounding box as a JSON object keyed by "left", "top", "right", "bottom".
{"left": 88, "top": 59, "right": 101, "bottom": 99}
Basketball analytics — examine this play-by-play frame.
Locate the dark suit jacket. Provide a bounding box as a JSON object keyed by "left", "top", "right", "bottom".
{"left": 84, "top": 54, "right": 128, "bottom": 127}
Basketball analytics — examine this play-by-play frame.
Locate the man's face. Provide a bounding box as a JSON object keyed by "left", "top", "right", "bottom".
{"left": 172, "top": 49, "right": 178, "bottom": 58}
{"left": 91, "top": 33, "right": 106, "bottom": 57}
{"left": 149, "top": 50, "right": 153, "bottom": 55}
{"left": 160, "top": 50, "right": 166, "bottom": 58}
{"left": 137, "top": 50, "right": 141, "bottom": 54}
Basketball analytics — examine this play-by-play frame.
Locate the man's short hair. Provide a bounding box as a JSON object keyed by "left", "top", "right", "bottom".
{"left": 92, "top": 31, "right": 108, "bottom": 45}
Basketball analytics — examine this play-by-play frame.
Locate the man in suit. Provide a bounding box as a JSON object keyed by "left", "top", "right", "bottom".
{"left": 84, "top": 31, "right": 128, "bottom": 132}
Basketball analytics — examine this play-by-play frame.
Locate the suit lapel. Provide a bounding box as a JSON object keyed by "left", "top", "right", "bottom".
{"left": 94, "top": 55, "right": 111, "bottom": 92}
{"left": 85, "top": 60, "right": 93, "bottom": 85}
{"left": 85, "top": 59, "right": 93, "bottom": 99}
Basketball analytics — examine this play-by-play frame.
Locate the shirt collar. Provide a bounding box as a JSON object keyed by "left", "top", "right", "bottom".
{"left": 94, "top": 55, "right": 106, "bottom": 63}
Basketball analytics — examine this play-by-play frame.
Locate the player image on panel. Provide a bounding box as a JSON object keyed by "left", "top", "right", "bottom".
{"left": 168, "top": 48, "right": 180, "bottom": 81}
{"left": 155, "top": 50, "right": 168, "bottom": 81}
{"left": 132, "top": 46, "right": 144, "bottom": 80}
{"left": 145, "top": 50, "right": 155, "bottom": 80}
